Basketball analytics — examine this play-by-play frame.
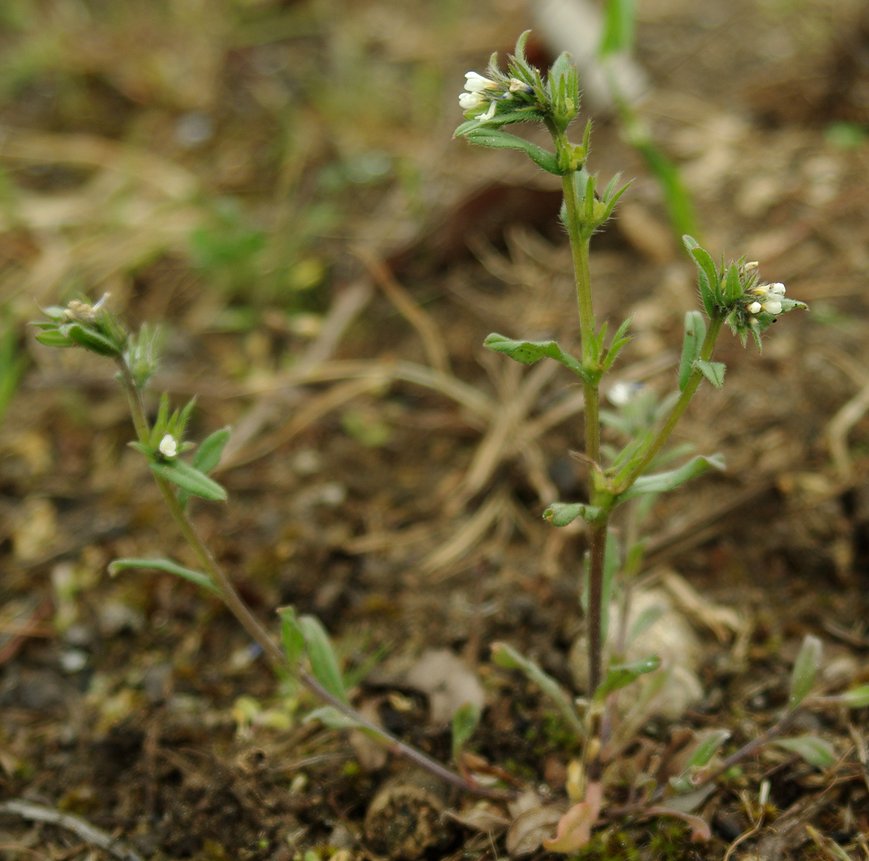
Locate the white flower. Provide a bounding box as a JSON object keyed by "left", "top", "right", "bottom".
{"left": 159, "top": 434, "right": 178, "bottom": 458}
{"left": 459, "top": 91, "right": 486, "bottom": 111}
{"left": 464, "top": 71, "right": 498, "bottom": 93}
{"left": 748, "top": 281, "right": 786, "bottom": 316}
{"left": 478, "top": 101, "right": 497, "bottom": 122}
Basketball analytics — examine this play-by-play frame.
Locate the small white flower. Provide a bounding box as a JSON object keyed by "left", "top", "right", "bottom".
{"left": 464, "top": 71, "right": 498, "bottom": 93}
{"left": 478, "top": 101, "right": 498, "bottom": 122}
{"left": 762, "top": 299, "right": 783, "bottom": 315}
{"left": 768, "top": 282, "right": 786, "bottom": 296}
{"left": 159, "top": 434, "right": 178, "bottom": 458}
{"left": 747, "top": 301, "right": 762, "bottom": 315}
{"left": 459, "top": 91, "right": 486, "bottom": 111}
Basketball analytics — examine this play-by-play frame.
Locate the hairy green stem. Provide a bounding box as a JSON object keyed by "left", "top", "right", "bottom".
{"left": 115, "top": 360, "right": 504, "bottom": 799}
{"left": 560, "top": 164, "right": 606, "bottom": 710}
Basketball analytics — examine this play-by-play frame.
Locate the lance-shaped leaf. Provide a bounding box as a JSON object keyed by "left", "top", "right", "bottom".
{"left": 669, "top": 729, "right": 731, "bottom": 793}
{"left": 678, "top": 311, "right": 706, "bottom": 391}
{"left": 108, "top": 557, "right": 219, "bottom": 596}
{"left": 461, "top": 128, "right": 560, "bottom": 173}
{"left": 833, "top": 684, "right": 869, "bottom": 709}
{"left": 277, "top": 606, "right": 306, "bottom": 667}
{"left": 789, "top": 634, "right": 822, "bottom": 709}
{"left": 601, "top": 317, "right": 632, "bottom": 371}
{"left": 451, "top": 702, "right": 482, "bottom": 763}
{"left": 773, "top": 735, "right": 836, "bottom": 770}
{"left": 304, "top": 706, "right": 363, "bottom": 731}
{"left": 683, "top": 235, "right": 719, "bottom": 317}
{"left": 150, "top": 459, "right": 228, "bottom": 502}
{"left": 491, "top": 642, "right": 585, "bottom": 736}
{"left": 695, "top": 359, "right": 726, "bottom": 389}
{"left": 617, "top": 453, "right": 725, "bottom": 503}
{"left": 543, "top": 502, "right": 604, "bottom": 527}
{"left": 593, "top": 655, "right": 661, "bottom": 702}
{"left": 484, "top": 333, "right": 588, "bottom": 380}
{"left": 298, "top": 615, "right": 349, "bottom": 705}
{"left": 193, "top": 426, "right": 231, "bottom": 474}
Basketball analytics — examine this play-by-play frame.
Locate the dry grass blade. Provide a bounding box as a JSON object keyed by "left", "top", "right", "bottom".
{"left": 355, "top": 246, "right": 452, "bottom": 376}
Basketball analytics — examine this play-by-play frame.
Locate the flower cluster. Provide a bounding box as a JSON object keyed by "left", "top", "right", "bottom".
{"left": 745, "top": 280, "right": 787, "bottom": 318}
{"left": 458, "top": 71, "right": 534, "bottom": 123}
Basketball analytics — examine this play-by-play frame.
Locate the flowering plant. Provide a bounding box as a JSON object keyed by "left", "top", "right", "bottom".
{"left": 455, "top": 32, "right": 818, "bottom": 850}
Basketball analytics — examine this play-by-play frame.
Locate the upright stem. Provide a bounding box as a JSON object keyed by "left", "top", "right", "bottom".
{"left": 115, "top": 361, "right": 503, "bottom": 799}
{"left": 560, "top": 170, "right": 604, "bottom": 696}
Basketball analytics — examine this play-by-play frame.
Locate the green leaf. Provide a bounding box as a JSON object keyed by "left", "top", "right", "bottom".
{"left": 34, "top": 328, "right": 75, "bottom": 349}
{"left": 600, "top": 0, "right": 637, "bottom": 54}
{"left": 617, "top": 453, "right": 725, "bottom": 502}
{"left": 451, "top": 702, "right": 482, "bottom": 763}
{"left": 65, "top": 322, "right": 121, "bottom": 356}
{"left": 304, "top": 706, "right": 362, "bottom": 730}
{"left": 594, "top": 655, "right": 661, "bottom": 701}
{"left": 682, "top": 236, "right": 718, "bottom": 316}
{"left": 834, "top": 684, "right": 869, "bottom": 709}
{"left": 632, "top": 138, "right": 696, "bottom": 238}
{"left": 678, "top": 311, "right": 706, "bottom": 391}
{"left": 685, "top": 729, "right": 731, "bottom": 769}
{"left": 773, "top": 735, "right": 836, "bottom": 769}
{"left": 789, "top": 634, "right": 822, "bottom": 708}
{"left": 491, "top": 642, "right": 585, "bottom": 736}
{"left": 484, "top": 333, "right": 588, "bottom": 380}
{"left": 462, "top": 128, "right": 560, "bottom": 173}
{"left": 602, "top": 317, "right": 631, "bottom": 371}
{"left": 694, "top": 359, "right": 726, "bottom": 388}
{"left": 150, "top": 459, "right": 228, "bottom": 502}
{"left": 277, "top": 606, "right": 306, "bottom": 666}
{"left": 298, "top": 615, "right": 349, "bottom": 705}
{"left": 108, "top": 557, "right": 219, "bottom": 596}
{"left": 543, "top": 502, "right": 604, "bottom": 527}
{"left": 193, "top": 426, "right": 231, "bottom": 474}
{"left": 723, "top": 263, "right": 742, "bottom": 302}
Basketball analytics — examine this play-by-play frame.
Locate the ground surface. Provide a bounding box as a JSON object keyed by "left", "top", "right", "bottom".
{"left": 1, "top": 0, "right": 867, "bottom": 859}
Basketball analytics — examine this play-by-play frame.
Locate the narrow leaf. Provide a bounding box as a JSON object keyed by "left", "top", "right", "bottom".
{"left": 491, "top": 642, "right": 584, "bottom": 736}
{"left": 65, "top": 323, "right": 121, "bottom": 356}
{"left": 618, "top": 453, "right": 725, "bottom": 502}
{"left": 685, "top": 729, "right": 731, "bottom": 769}
{"left": 594, "top": 655, "right": 661, "bottom": 701}
{"left": 277, "top": 606, "right": 306, "bottom": 666}
{"left": 108, "top": 557, "right": 219, "bottom": 595}
{"left": 678, "top": 311, "right": 706, "bottom": 391}
{"left": 298, "top": 615, "right": 349, "bottom": 705}
{"left": 834, "top": 684, "right": 869, "bottom": 709}
{"left": 150, "top": 459, "right": 228, "bottom": 502}
{"left": 462, "top": 127, "right": 558, "bottom": 172}
{"left": 451, "top": 702, "right": 482, "bottom": 762}
{"left": 484, "top": 333, "right": 587, "bottom": 379}
{"left": 724, "top": 263, "right": 742, "bottom": 302}
{"left": 695, "top": 359, "right": 726, "bottom": 388}
{"left": 193, "top": 426, "right": 231, "bottom": 474}
{"left": 789, "top": 634, "right": 822, "bottom": 708}
{"left": 773, "top": 735, "right": 836, "bottom": 769}
{"left": 304, "top": 706, "right": 362, "bottom": 730}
